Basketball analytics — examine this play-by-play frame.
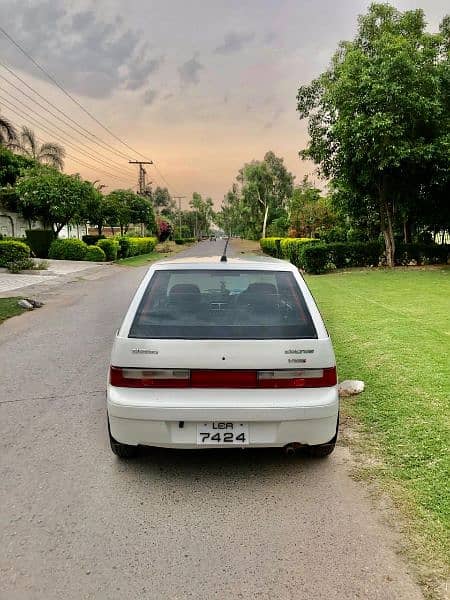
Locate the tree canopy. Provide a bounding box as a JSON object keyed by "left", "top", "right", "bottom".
{"left": 297, "top": 2, "right": 450, "bottom": 264}
{"left": 15, "top": 167, "right": 97, "bottom": 235}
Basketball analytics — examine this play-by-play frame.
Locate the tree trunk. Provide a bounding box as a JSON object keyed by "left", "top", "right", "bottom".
{"left": 403, "top": 219, "right": 412, "bottom": 244}
{"left": 98, "top": 224, "right": 103, "bottom": 236}
{"left": 262, "top": 204, "right": 269, "bottom": 239}
{"left": 380, "top": 196, "right": 395, "bottom": 267}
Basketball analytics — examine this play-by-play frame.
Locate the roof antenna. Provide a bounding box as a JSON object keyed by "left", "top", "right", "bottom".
{"left": 220, "top": 236, "right": 230, "bottom": 262}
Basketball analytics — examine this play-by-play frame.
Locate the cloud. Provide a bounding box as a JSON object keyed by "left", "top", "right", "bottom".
{"left": 125, "top": 57, "right": 164, "bottom": 91}
{"left": 143, "top": 89, "right": 158, "bottom": 105}
{"left": 0, "top": 1, "right": 163, "bottom": 98}
{"left": 215, "top": 31, "right": 254, "bottom": 54}
{"left": 178, "top": 56, "right": 203, "bottom": 86}
{"left": 263, "top": 31, "right": 277, "bottom": 45}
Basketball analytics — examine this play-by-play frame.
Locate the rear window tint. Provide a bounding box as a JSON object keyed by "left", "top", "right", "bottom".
{"left": 129, "top": 269, "right": 317, "bottom": 340}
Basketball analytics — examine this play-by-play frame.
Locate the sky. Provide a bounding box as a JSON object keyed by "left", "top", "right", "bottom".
{"left": 0, "top": 0, "right": 448, "bottom": 207}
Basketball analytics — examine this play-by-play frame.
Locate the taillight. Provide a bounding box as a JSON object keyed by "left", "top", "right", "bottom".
{"left": 110, "top": 367, "right": 190, "bottom": 388}
{"left": 257, "top": 367, "right": 337, "bottom": 388}
{"left": 110, "top": 366, "right": 337, "bottom": 388}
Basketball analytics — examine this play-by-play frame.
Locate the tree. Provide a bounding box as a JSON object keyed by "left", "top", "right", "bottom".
{"left": 189, "top": 192, "right": 214, "bottom": 238}
{"left": 153, "top": 187, "right": 176, "bottom": 217}
{"left": 12, "top": 126, "right": 65, "bottom": 171}
{"left": 0, "top": 147, "right": 35, "bottom": 187}
{"left": 237, "top": 151, "right": 294, "bottom": 239}
{"left": 0, "top": 115, "right": 17, "bottom": 147}
{"left": 15, "top": 167, "right": 97, "bottom": 235}
{"left": 297, "top": 3, "right": 449, "bottom": 265}
{"left": 287, "top": 177, "right": 336, "bottom": 238}
{"left": 103, "top": 189, "right": 156, "bottom": 235}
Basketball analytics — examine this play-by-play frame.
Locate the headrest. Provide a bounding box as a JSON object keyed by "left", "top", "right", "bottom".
{"left": 245, "top": 282, "right": 277, "bottom": 295}
{"left": 169, "top": 284, "right": 201, "bottom": 296}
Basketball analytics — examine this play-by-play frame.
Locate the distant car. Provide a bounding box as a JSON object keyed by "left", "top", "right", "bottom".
{"left": 107, "top": 255, "right": 339, "bottom": 459}
{"left": 209, "top": 235, "right": 216, "bottom": 241}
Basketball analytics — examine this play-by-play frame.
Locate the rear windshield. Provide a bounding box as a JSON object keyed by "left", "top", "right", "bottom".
{"left": 129, "top": 269, "right": 317, "bottom": 340}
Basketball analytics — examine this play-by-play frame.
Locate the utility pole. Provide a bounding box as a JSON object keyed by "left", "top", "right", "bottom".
{"left": 173, "top": 196, "right": 185, "bottom": 237}
{"left": 129, "top": 161, "right": 153, "bottom": 195}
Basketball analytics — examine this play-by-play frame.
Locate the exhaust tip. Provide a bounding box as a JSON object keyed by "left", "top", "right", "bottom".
{"left": 283, "top": 444, "right": 296, "bottom": 457}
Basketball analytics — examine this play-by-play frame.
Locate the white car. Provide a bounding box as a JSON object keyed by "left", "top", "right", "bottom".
{"left": 107, "top": 255, "right": 339, "bottom": 458}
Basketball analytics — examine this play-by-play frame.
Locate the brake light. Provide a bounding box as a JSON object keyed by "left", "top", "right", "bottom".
{"left": 110, "top": 366, "right": 337, "bottom": 388}
{"left": 110, "top": 367, "right": 190, "bottom": 388}
{"left": 257, "top": 367, "right": 337, "bottom": 388}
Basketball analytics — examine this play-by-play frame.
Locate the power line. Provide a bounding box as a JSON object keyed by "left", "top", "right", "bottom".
{"left": 0, "top": 90, "right": 136, "bottom": 178}
{"left": 0, "top": 61, "right": 131, "bottom": 162}
{"left": 0, "top": 61, "right": 180, "bottom": 196}
{"left": 4, "top": 113, "right": 136, "bottom": 187}
{"left": 0, "top": 95, "right": 136, "bottom": 182}
{"left": 0, "top": 27, "right": 184, "bottom": 196}
{"left": 0, "top": 26, "right": 152, "bottom": 161}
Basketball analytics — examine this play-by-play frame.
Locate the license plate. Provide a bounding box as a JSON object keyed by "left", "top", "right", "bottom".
{"left": 196, "top": 422, "right": 249, "bottom": 445}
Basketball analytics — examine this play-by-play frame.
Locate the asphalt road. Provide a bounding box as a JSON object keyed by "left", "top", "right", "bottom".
{"left": 0, "top": 241, "right": 423, "bottom": 600}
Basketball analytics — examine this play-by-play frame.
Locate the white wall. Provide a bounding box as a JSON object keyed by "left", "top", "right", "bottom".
{"left": 0, "top": 210, "right": 43, "bottom": 238}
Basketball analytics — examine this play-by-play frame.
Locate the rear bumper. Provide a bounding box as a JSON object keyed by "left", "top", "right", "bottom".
{"left": 107, "top": 386, "right": 339, "bottom": 448}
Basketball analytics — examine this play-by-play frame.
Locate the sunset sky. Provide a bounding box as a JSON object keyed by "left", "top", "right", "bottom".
{"left": 0, "top": 0, "right": 448, "bottom": 207}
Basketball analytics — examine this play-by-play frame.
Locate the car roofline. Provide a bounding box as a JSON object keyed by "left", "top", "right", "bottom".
{"left": 150, "top": 255, "right": 296, "bottom": 271}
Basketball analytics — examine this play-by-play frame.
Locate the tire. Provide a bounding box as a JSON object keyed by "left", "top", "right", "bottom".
{"left": 108, "top": 419, "right": 138, "bottom": 459}
{"left": 306, "top": 415, "right": 339, "bottom": 458}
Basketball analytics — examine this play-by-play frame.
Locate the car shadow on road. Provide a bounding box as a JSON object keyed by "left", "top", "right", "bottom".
{"left": 115, "top": 446, "right": 332, "bottom": 485}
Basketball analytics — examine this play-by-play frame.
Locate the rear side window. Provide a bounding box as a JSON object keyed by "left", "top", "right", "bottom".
{"left": 129, "top": 269, "right": 317, "bottom": 339}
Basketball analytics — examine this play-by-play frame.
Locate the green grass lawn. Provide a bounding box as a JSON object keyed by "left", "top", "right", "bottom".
{"left": 116, "top": 242, "right": 193, "bottom": 267}
{"left": 116, "top": 250, "right": 172, "bottom": 267}
{"left": 306, "top": 267, "right": 450, "bottom": 592}
{"left": 0, "top": 297, "right": 27, "bottom": 324}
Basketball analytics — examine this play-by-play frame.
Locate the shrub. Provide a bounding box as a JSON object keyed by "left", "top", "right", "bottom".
{"left": 82, "top": 234, "right": 105, "bottom": 246}
{"left": 97, "top": 238, "right": 119, "bottom": 261}
{"left": 280, "top": 238, "right": 318, "bottom": 266}
{"left": 174, "top": 238, "right": 185, "bottom": 245}
{"left": 48, "top": 238, "right": 88, "bottom": 261}
{"left": 85, "top": 245, "right": 106, "bottom": 262}
{"left": 0, "top": 240, "right": 31, "bottom": 267}
{"left": 25, "top": 229, "right": 55, "bottom": 258}
{"left": 300, "top": 244, "right": 330, "bottom": 274}
{"left": 395, "top": 243, "right": 449, "bottom": 265}
{"left": 259, "top": 237, "right": 282, "bottom": 257}
{"left": 116, "top": 236, "right": 131, "bottom": 258}
{"left": 7, "top": 257, "right": 35, "bottom": 273}
{"left": 126, "top": 237, "right": 158, "bottom": 257}
{"left": 157, "top": 219, "right": 172, "bottom": 242}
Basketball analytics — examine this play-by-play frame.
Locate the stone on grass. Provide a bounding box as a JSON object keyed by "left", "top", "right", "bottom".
{"left": 25, "top": 298, "right": 44, "bottom": 308}
{"left": 338, "top": 380, "right": 365, "bottom": 398}
{"left": 18, "top": 299, "right": 34, "bottom": 310}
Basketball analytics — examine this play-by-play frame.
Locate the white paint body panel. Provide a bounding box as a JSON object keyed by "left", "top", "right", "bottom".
{"left": 107, "top": 256, "right": 339, "bottom": 448}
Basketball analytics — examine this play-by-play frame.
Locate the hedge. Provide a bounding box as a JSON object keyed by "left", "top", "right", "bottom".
{"left": 96, "top": 238, "right": 119, "bottom": 261}
{"left": 0, "top": 240, "right": 31, "bottom": 267}
{"left": 85, "top": 245, "right": 106, "bottom": 262}
{"left": 260, "top": 237, "right": 449, "bottom": 274}
{"left": 49, "top": 238, "right": 88, "bottom": 261}
{"left": 174, "top": 237, "right": 197, "bottom": 245}
{"left": 125, "top": 237, "right": 158, "bottom": 257}
{"left": 25, "top": 229, "right": 55, "bottom": 258}
{"left": 116, "top": 236, "right": 131, "bottom": 258}
{"left": 395, "top": 243, "right": 450, "bottom": 265}
{"left": 259, "top": 237, "right": 317, "bottom": 260}
{"left": 82, "top": 234, "right": 105, "bottom": 246}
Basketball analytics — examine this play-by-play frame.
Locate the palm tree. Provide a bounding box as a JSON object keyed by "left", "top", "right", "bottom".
{"left": 13, "top": 126, "right": 65, "bottom": 170}
{"left": 0, "top": 115, "right": 17, "bottom": 146}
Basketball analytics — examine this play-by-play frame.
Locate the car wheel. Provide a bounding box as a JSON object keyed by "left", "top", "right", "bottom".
{"left": 108, "top": 419, "right": 138, "bottom": 459}
{"left": 306, "top": 415, "right": 339, "bottom": 458}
